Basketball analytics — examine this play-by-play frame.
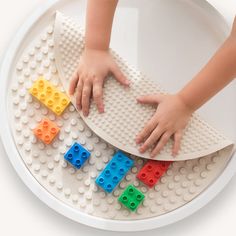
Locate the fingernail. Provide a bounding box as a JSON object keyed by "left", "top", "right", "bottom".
{"left": 172, "top": 152, "right": 177, "bottom": 157}
{"left": 136, "top": 137, "right": 140, "bottom": 144}
{"left": 139, "top": 147, "right": 145, "bottom": 153}
{"left": 126, "top": 81, "right": 130, "bottom": 86}
{"left": 99, "top": 108, "right": 104, "bottom": 114}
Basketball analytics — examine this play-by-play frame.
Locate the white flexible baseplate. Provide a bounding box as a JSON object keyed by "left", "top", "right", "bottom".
{"left": 7, "top": 13, "right": 234, "bottom": 221}
{"left": 53, "top": 12, "right": 234, "bottom": 161}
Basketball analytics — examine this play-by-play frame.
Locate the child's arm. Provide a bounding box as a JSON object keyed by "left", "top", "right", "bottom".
{"left": 69, "top": 0, "right": 129, "bottom": 116}
{"left": 136, "top": 17, "right": 236, "bottom": 158}
{"left": 178, "top": 20, "right": 236, "bottom": 111}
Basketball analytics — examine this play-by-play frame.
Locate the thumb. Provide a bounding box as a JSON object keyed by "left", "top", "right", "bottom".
{"left": 111, "top": 63, "right": 130, "bottom": 86}
{"left": 137, "top": 94, "right": 164, "bottom": 105}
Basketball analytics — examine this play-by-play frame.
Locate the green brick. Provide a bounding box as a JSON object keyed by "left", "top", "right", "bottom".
{"left": 118, "top": 185, "right": 145, "bottom": 211}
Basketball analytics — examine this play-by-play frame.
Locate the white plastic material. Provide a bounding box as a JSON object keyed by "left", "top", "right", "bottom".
{"left": 0, "top": 0, "right": 236, "bottom": 232}
{"left": 54, "top": 12, "right": 234, "bottom": 161}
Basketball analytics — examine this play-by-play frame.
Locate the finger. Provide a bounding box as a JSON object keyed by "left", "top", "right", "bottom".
{"left": 82, "top": 80, "right": 92, "bottom": 117}
{"left": 93, "top": 79, "right": 104, "bottom": 113}
{"left": 75, "top": 79, "right": 83, "bottom": 110}
{"left": 136, "top": 115, "right": 159, "bottom": 144}
{"left": 137, "top": 94, "right": 163, "bottom": 105}
{"left": 150, "top": 132, "right": 172, "bottom": 158}
{"left": 111, "top": 63, "right": 130, "bottom": 86}
{"left": 69, "top": 71, "right": 79, "bottom": 95}
{"left": 139, "top": 126, "right": 165, "bottom": 153}
{"left": 172, "top": 130, "right": 182, "bottom": 156}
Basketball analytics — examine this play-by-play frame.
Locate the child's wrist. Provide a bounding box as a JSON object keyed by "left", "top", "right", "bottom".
{"left": 176, "top": 92, "right": 196, "bottom": 113}
{"left": 84, "top": 45, "right": 109, "bottom": 52}
{"left": 85, "top": 39, "right": 109, "bottom": 51}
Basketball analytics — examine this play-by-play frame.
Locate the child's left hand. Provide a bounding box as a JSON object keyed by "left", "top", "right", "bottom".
{"left": 135, "top": 94, "right": 193, "bottom": 157}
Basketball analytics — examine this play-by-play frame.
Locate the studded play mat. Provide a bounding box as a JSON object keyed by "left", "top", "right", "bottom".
{"left": 1, "top": 0, "right": 236, "bottom": 232}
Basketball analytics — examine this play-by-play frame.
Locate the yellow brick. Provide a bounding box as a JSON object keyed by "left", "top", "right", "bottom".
{"left": 29, "top": 77, "right": 70, "bottom": 116}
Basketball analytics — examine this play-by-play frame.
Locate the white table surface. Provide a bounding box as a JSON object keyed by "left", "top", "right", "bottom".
{"left": 0, "top": 0, "right": 235, "bottom": 235}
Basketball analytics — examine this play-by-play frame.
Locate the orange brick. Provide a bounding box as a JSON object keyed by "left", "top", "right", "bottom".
{"left": 33, "top": 118, "right": 60, "bottom": 144}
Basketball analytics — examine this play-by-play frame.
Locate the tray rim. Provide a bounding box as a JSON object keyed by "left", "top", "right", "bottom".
{"left": 0, "top": 0, "right": 235, "bottom": 231}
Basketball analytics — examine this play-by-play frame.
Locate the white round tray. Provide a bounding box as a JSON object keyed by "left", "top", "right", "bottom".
{"left": 0, "top": 0, "right": 235, "bottom": 232}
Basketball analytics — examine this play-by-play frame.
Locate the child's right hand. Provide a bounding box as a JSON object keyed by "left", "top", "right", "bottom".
{"left": 69, "top": 48, "right": 130, "bottom": 116}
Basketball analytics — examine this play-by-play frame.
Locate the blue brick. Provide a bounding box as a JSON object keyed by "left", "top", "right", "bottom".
{"left": 95, "top": 151, "right": 134, "bottom": 193}
{"left": 64, "top": 142, "right": 90, "bottom": 169}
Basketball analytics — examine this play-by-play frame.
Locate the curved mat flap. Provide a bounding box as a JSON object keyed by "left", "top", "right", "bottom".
{"left": 54, "top": 12, "right": 234, "bottom": 161}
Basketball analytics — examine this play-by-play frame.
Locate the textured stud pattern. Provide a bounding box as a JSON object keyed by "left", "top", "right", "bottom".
{"left": 53, "top": 12, "right": 234, "bottom": 161}
{"left": 29, "top": 77, "right": 70, "bottom": 115}
{"left": 137, "top": 160, "right": 172, "bottom": 188}
{"left": 95, "top": 151, "right": 134, "bottom": 193}
{"left": 118, "top": 185, "right": 145, "bottom": 211}
{"left": 8, "top": 18, "right": 233, "bottom": 221}
{"left": 33, "top": 118, "right": 60, "bottom": 144}
{"left": 64, "top": 142, "right": 90, "bottom": 169}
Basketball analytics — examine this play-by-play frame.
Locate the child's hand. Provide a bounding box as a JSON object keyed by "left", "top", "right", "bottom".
{"left": 136, "top": 94, "right": 193, "bottom": 157}
{"left": 69, "top": 49, "right": 130, "bottom": 116}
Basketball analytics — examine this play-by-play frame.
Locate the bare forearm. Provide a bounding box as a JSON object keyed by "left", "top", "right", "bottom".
{"left": 178, "top": 18, "right": 236, "bottom": 111}
{"left": 85, "top": 0, "right": 118, "bottom": 50}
